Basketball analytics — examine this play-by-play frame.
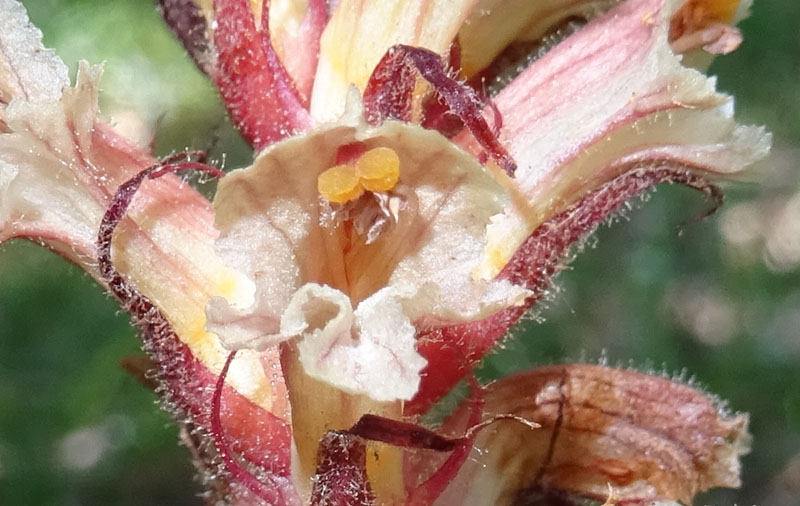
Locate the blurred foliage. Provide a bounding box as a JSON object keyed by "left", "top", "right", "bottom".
{"left": 1, "top": 0, "right": 799, "bottom": 505}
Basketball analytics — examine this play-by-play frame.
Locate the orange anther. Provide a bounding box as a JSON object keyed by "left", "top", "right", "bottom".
{"left": 317, "top": 164, "right": 364, "bottom": 203}
{"left": 318, "top": 147, "right": 401, "bottom": 203}
{"left": 355, "top": 147, "right": 400, "bottom": 192}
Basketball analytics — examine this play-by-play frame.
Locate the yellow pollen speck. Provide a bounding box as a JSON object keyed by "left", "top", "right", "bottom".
{"left": 356, "top": 147, "right": 401, "bottom": 192}
{"left": 216, "top": 273, "right": 239, "bottom": 299}
{"left": 318, "top": 164, "right": 364, "bottom": 203}
{"left": 488, "top": 244, "right": 509, "bottom": 274}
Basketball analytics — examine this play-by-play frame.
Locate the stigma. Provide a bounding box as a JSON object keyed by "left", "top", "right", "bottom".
{"left": 317, "top": 146, "right": 401, "bottom": 203}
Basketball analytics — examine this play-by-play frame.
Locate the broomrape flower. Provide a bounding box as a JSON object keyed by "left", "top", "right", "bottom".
{"left": 0, "top": 0, "right": 771, "bottom": 504}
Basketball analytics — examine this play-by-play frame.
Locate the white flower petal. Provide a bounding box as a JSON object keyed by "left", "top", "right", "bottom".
{"left": 205, "top": 205, "right": 305, "bottom": 350}
{"left": 287, "top": 283, "right": 426, "bottom": 402}
{"left": 209, "top": 116, "right": 526, "bottom": 349}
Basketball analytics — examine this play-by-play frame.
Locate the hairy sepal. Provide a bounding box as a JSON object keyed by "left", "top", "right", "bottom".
{"left": 212, "top": 0, "right": 311, "bottom": 150}
{"left": 158, "top": 0, "right": 326, "bottom": 104}
{"left": 156, "top": 0, "right": 216, "bottom": 76}
{"left": 436, "top": 365, "right": 749, "bottom": 505}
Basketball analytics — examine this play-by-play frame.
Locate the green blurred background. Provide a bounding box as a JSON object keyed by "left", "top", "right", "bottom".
{"left": 1, "top": 0, "right": 798, "bottom": 504}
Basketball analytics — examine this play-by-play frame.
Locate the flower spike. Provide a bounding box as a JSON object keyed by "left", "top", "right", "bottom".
{"left": 363, "top": 44, "right": 517, "bottom": 175}
{"left": 2, "top": 0, "right": 770, "bottom": 502}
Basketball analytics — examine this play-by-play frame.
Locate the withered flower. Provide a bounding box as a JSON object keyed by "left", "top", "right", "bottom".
{"left": 0, "top": 0, "right": 768, "bottom": 504}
